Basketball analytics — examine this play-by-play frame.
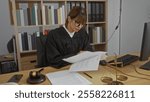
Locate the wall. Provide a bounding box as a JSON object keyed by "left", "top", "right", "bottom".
{"left": 1, "top": 0, "right": 150, "bottom": 55}
{"left": 0, "top": 0, "right": 14, "bottom": 55}
{"left": 121, "top": 0, "right": 150, "bottom": 54}
{"left": 107, "top": 0, "right": 120, "bottom": 55}
{"left": 108, "top": 0, "right": 150, "bottom": 55}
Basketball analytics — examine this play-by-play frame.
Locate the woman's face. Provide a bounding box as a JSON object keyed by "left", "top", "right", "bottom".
{"left": 68, "top": 17, "right": 83, "bottom": 32}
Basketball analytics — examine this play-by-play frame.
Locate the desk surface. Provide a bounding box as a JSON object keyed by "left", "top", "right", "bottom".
{"left": 0, "top": 55, "right": 150, "bottom": 85}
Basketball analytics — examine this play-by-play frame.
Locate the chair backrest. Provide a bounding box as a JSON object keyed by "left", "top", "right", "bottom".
{"left": 36, "top": 33, "right": 48, "bottom": 67}
{"left": 7, "top": 36, "right": 15, "bottom": 53}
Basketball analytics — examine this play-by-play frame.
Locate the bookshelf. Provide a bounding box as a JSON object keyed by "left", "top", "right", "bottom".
{"left": 10, "top": 0, "right": 108, "bottom": 71}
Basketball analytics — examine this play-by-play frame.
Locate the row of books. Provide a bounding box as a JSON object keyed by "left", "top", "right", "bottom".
{"left": 67, "top": 1, "right": 86, "bottom": 14}
{"left": 16, "top": 2, "right": 105, "bottom": 26}
{"left": 18, "top": 32, "right": 40, "bottom": 52}
{"left": 89, "top": 26, "right": 105, "bottom": 44}
{"left": 67, "top": 1, "right": 105, "bottom": 22}
{"left": 43, "top": 4, "right": 65, "bottom": 25}
{"left": 17, "top": 28, "right": 105, "bottom": 52}
{"left": 16, "top": 4, "right": 42, "bottom": 26}
{"left": 16, "top": 4, "right": 65, "bottom": 26}
{"left": 88, "top": 2, "right": 105, "bottom": 22}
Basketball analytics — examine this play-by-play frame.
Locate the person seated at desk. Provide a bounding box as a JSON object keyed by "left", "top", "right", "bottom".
{"left": 46, "top": 6, "right": 93, "bottom": 68}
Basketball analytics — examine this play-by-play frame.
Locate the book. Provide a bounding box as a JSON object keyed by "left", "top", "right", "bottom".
{"left": 16, "top": 10, "right": 21, "bottom": 26}
{"left": 20, "top": 9, "right": 25, "bottom": 26}
{"left": 27, "top": 8, "right": 31, "bottom": 25}
{"left": 18, "top": 32, "right": 22, "bottom": 52}
{"left": 63, "top": 51, "right": 107, "bottom": 72}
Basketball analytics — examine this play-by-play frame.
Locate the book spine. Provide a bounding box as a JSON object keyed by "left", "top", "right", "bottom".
{"left": 20, "top": 9, "right": 25, "bottom": 26}
{"left": 18, "top": 32, "right": 23, "bottom": 52}
{"left": 45, "top": 5, "right": 49, "bottom": 25}
{"left": 16, "top": 10, "right": 21, "bottom": 26}
{"left": 23, "top": 9, "right": 28, "bottom": 26}
{"left": 37, "top": 6, "right": 42, "bottom": 25}
{"left": 27, "top": 8, "right": 31, "bottom": 25}
{"left": 28, "top": 34, "right": 32, "bottom": 51}
{"left": 23, "top": 32, "right": 29, "bottom": 50}
{"left": 34, "top": 4, "right": 38, "bottom": 26}
{"left": 51, "top": 6, "right": 55, "bottom": 25}
{"left": 31, "top": 32, "right": 36, "bottom": 50}
{"left": 42, "top": 5, "right": 46, "bottom": 25}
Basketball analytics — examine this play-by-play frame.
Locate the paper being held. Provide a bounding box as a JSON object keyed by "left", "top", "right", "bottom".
{"left": 63, "top": 51, "right": 106, "bottom": 63}
{"left": 70, "top": 55, "right": 100, "bottom": 71}
{"left": 63, "top": 51, "right": 107, "bottom": 72}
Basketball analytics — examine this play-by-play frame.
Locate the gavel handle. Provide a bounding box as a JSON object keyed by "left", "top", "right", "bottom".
{"left": 38, "top": 68, "right": 44, "bottom": 73}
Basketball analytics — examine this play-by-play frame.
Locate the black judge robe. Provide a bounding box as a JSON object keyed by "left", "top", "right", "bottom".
{"left": 46, "top": 26, "right": 93, "bottom": 68}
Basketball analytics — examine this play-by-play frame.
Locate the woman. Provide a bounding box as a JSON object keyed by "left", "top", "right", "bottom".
{"left": 46, "top": 6, "right": 93, "bottom": 68}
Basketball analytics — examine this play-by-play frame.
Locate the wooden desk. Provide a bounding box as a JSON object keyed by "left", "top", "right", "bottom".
{"left": 0, "top": 57, "right": 150, "bottom": 85}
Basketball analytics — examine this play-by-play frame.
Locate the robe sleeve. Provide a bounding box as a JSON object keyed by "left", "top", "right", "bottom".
{"left": 82, "top": 29, "right": 93, "bottom": 51}
{"left": 46, "top": 31, "right": 74, "bottom": 68}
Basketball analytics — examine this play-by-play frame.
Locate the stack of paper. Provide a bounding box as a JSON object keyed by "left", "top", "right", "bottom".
{"left": 46, "top": 70, "right": 92, "bottom": 85}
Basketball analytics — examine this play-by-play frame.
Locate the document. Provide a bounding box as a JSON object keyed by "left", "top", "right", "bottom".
{"left": 63, "top": 51, "right": 107, "bottom": 72}
{"left": 46, "top": 70, "right": 92, "bottom": 85}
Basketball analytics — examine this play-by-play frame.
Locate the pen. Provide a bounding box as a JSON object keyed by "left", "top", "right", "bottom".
{"left": 83, "top": 72, "right": 93, "bottom": 79}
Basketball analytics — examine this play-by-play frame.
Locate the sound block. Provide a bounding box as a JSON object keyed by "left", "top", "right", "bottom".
{"left": 27, "top": 74, "right": 46, "bottom": 84}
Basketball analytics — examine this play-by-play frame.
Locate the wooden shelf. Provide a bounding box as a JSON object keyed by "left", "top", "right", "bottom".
{"left": 10, "top": 0, "right": 108, "bottom": 71}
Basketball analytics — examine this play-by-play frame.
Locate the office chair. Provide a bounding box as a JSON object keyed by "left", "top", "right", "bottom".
{"left": 4, "top": 36, "right": 18, "bottom": 73}
{"left": 36, "top": 32, "right": 48, "bottom": 68}
{"left": 7, "top": 36, "right": 15, "bottom": 53}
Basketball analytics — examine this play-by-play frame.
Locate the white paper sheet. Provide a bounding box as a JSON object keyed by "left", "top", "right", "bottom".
{"left": 63, "top": 51, "right": 106, "bottom": 63}
{"left": 63, "top": 51, "right": 107, "bottom": 72}
{"left": 69, "top": 55, "right": 100, "bottom": 72}
{"left": 46, "top": 70, "right": 92, "bottom": 85}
